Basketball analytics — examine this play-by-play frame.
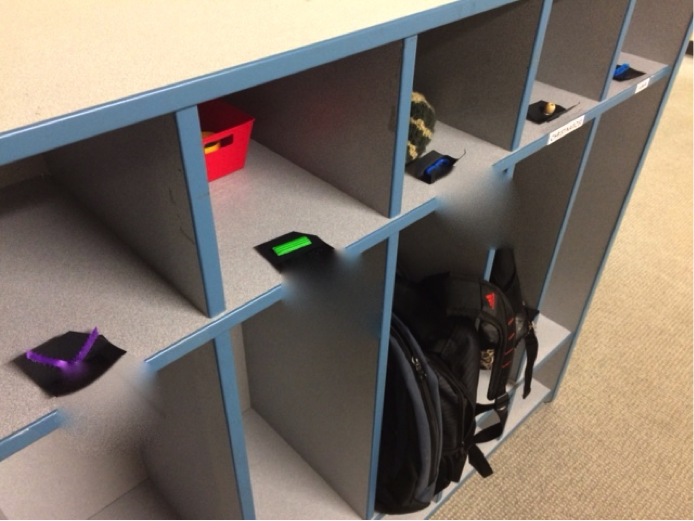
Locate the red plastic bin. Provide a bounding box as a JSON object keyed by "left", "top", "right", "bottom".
{"left": 198, "top": 99, "right": 255, "bottom": 182}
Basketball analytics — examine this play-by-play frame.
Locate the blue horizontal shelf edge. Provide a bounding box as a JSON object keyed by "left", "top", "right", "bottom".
{"left": 145, "top": 285, "right": 284, "bottom": 372}
{"left": 0, "top": 197, "right": 440, "bottom": 456}
{"left": 345, "top": 197, "right": 440, "bottom": 257}
{"left": 0, "top": 0, "right": 518, "bottom": 167}
{"left": 150, "top": 197, "right": 440, "bottom": 371}
{"left": 0, "top": 410, "right": 64, "bottom": 462}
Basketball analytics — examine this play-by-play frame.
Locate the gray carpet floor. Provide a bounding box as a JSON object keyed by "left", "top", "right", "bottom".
{"left": 433, "top": 56, "right": 693, "bottom": 520}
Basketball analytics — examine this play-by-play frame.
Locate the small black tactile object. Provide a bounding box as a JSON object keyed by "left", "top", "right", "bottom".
{"left": 408, "top": 150, "right": 462, "bottom": 184}
{"left": 613, "top": 63, "right": 645, "bottom": 82}
{"left": 527, "top": 100, "right": 568, "bottom": 124}
{"left": 255, "top": 231, "right": 334, "bottom": 272}
{"left": 14, "top": 330, "right": 126, "bottom": 397}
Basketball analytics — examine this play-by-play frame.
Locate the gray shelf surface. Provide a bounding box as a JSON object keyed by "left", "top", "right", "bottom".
{"left": 517, "top": 81, "right": 599, "bottom": 149}
{"left": 0, "top": 0, "right": 465, "bottom": 137}
{"left": 90, "top": 480, "right": 179, "bottom": 520}
{"left": 514, "top": 314, "right": 572, "bottom": 387}
{"left": 210, "top": 140, "right": 392, "bottom": 312}
{"left": 0, "top": 178, "right": 210, "bottom": 442}
{"left": 606, "top": 52, "right": 670, "bottom": 98}
{"left": 243, "top": 409, "right": 360, "bottom": 520}
{"left": 400, "top": 121, "right": 509, "bottom": 213}
{"left": 0, "top": 425, "right": 146, "bottom": 520}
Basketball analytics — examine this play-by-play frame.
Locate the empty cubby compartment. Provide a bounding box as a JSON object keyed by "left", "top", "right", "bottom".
{"left": 503, "top": 120, "right": 595, "bottom": 313}
{"left": 621, "top": 0, "right": 693, "bottom": 68}
{"left": 514, "top": 0, "right": 630, "bottom": 150}
{"left": 413, "top": 0, "right": 545, "bottom": 152}
{"left": 203, "top": 42, "right": 403, "bottom": 313}
{"left": 541, "top": 78, "right": 669, "bottom": 333}
{"left": 0, "top": 341, "right": 241, "bottom": 519}
{"left": 399, "top": 117, "right": 593, "bottom": 312}
{"left": 0, "top": 154, "right": 211, "bottom": 446}
{"left": 396, "top": 217, "right": 572, "bottom": 398}
{"left": 227, "top": 243, "right": 389, "bottom": 519}
{"left": 607, "top": 0, "right": 692, "bottom": 99}
{"left": 535, "top": 0, "right": 632, "bottom": 101}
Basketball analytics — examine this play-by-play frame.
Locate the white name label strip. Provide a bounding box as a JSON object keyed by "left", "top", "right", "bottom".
{"left": 635, "top": 78, "right": 650, "bottom": 93}
{"left": 548, "top": 115, "right": 585, "bottom": 145}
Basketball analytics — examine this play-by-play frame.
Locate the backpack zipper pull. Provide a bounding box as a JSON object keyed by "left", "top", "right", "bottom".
{"left": 412, "top": 356, "right": 426, "bottom": 379}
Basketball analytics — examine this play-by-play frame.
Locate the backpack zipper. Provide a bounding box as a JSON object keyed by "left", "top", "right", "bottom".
{"left": 426, "top": 355, "right": 468, "bottom": 452}
{"left": 392, "top": 319, "right": 441, "bottom": 488}
{"left": 409, "top": 353, "right": 440, "bottom": 486}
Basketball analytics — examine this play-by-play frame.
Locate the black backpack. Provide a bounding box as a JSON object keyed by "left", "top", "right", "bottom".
{"left": 376, "top": 264, "right": 537, "bottom": 514}
{"left": 418, "top": 272, "right": 517, "bottom": 445}
{"left": 376, "top": 311, "right": 482, "bottom": 515}
{"left": 376, "top": 314, "right": 443, "bottom": 514}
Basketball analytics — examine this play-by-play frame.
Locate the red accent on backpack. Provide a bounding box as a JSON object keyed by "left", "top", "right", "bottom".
{"left": 485, "top": 293, "right": 496, "bottom": 309}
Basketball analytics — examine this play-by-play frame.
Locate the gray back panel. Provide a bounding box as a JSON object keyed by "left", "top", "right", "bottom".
{"left": 542, "top": 81, "right": 666, "bottom": 331}
{"left": 0, "top": 155, "right": 50, "bottom": 189}
{"left": 242, "top": 244, "right": 387, "bottom": 518}
{"left": 623, "top": 0, "right": 693, "bottom": 66}
{"left": 227, "top": 42, "right": 402, "bottom": 217}
{"left": 533, "top": 340, "right": 571, "bottom": 390}
{"left": 398, "top": 211, "right": 493, "bottom": 281}
{"left": 144, "top": 342, "right": 242, "bottom": 520}
{"left": 413, "top": 0, "right": 543, "bottom": 150}
{"left": 537, "top": 0, "right": 631, "bottom": 100}
{"left": 45, "top": 114, "right": 208, "bottom": 315}
{"left": 509, "top": 122, "right": 593, "bottom": 310}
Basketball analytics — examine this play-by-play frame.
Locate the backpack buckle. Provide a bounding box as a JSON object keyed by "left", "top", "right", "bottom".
{"left": 495, "top": 393, "right": 510, "bottom": 413}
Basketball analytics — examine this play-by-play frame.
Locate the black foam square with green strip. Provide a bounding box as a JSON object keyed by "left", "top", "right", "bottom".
{"left": 255, "top": 232, "right": 334, "bottom": 272}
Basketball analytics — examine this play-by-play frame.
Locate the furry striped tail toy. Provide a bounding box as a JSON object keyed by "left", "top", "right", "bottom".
{"left": 406, "top": 92, "right": 436, "bottom": 163}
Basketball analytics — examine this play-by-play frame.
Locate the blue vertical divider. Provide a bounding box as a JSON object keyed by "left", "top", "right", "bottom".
{"left": 600, "top": 0, "right": 637, "bottom": 101}
{"left": 548, "top": 20, "right": 693, "bottom": 402}
{"left": 366, "top": 233, "right": 400, "bottom": 519}
{"left": 367, "top": 34, "right": 418, "bottom": 515}
{"left": 537, "top": 117, "right": 599, "bottom": 312}
{"left": 511, "top": 0, "right": 554, "bottom": 151}
{"left": 389, "top": 36, "right": 418, "bottom": 218}
{"left": 213, "top": 331, "right": 256, "bottom": 519}
{"left": 175, "top": 106, "right": 226, "bottom": 318}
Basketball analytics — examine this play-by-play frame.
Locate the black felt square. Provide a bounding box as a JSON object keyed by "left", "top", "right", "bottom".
{"left": 255, "top": 232, "right": 334, "bottom": 272}
{"left": 613, "top": 65, "right": 645, "bottom": 82}
{"left": 527, "top": 101, "right": 568, "bottom": 124}
{"left": 14, "top": 331, "right": 126, "bottom": 397}
{"left": 407, "top": 150, "right": 461, "bottom": 184}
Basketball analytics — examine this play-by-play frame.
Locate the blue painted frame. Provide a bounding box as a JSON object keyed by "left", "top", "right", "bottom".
{"left": 0, "top": 0, "right": 519, "bottom": 168}
{"left": 0, "top": 411, "right": 64, "bottom": 462}
{"left": 365, "top": 234, "right": 400, "bottom": 518}
{"left": 549, "top": 18, "right": 693, "bottom": 402}
{"left": 600, "top": 0, "right": 637, "bottom": 101}
{"left": 511, "top": 0, "right": 554, "bottom": 151}
{"left": 213, "top": 332, "right": 256, "bottom": 520}
{"left": 175, "top": 107, "right": 226, "bottom": 318}
{"left": 389, "top": 36, "right": 418, "bottom": 218}
{"left": 1, "top": 2, "right": 690, "bottom": 517}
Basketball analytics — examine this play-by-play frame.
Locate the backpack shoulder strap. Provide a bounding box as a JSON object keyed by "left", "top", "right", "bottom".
{"left": 422, "top": 273, "right": 516, "bottom": 441}
{"left": 433, "top": 275, "right": 516, "bottom": 401}
{"left": 490, "top": 248, "right": 540, "bottom": 399}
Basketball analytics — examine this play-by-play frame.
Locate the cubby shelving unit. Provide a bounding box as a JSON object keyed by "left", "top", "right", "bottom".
{"left": 0, "top": 0, "right": 691, "bottom": 519}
